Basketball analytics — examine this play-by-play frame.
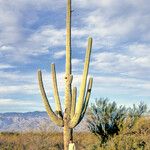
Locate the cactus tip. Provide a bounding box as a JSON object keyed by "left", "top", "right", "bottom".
{"left": 38, "top": 69, "right": 41, "bottom": 73}
{"left": 89, "top": 77, "right": 93, "bottom": 81}
{"left": 88, "top": 37, "right": 93, "bottom": 41}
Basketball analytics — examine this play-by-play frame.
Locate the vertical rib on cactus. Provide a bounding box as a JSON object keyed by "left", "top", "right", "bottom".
{"left": 66, "top": 0, "right": 71, "bottom": 75}
{"left": 64, "top": 0, "right": 72, "bottom": 118}
{"left": 82, "top": 78, "right": 93, "bottom": 117}
{"left": 63, "top": 0, "right": 72, "bottom": 148}
{"left": 78, "top": 78, "right": 93, "bottom": 124}
{"left": 51, "top": 63, "right": 63, "bottom": 118}
{"left": 38, "top": 70, "right": 63, "bottom": 127}
{"left": 71, "top": 87, "right": 77, "bottom": 118}
{"left": 37, "top": 0, "right": 93, "bottom": 149}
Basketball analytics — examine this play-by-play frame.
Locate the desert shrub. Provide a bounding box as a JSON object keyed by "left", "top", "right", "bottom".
{"left": 87, "top": 98, "right": 148, "bottom": 145}
{"left": 87, "top": 98, "right": 127, "bottom": 144}
{"left": 90, "top": 117, "right": 150, "bottom": 150}
{"left": 100, "top": 117, "right": 150, "bottom": 150}
{"left": 128, "top": 102, "right": 147, "bottom": 128}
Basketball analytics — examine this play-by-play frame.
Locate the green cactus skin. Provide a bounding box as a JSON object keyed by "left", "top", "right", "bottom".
{"left": 71, "top": 87, "right": 77, "bottom": 118}
{"left": 38, "top": 70, "right": 64, "bottom": 127}
{"left": 37, "top": 0, "right": 93, "bottom": 149}
{"left": 51, "top": 64, "right": 63, "bottom": 118}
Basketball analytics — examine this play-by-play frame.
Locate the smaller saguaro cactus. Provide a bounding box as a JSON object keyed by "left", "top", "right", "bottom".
{"left": 37, "top": 0, "right": 93, "bottom": 149}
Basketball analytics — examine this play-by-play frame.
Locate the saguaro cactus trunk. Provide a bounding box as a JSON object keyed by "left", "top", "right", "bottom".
{"left": 37, "top": 0, "right": 93, "bottom": 149}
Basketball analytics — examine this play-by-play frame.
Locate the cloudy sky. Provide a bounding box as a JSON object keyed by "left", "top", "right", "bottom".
{"left": 0, "top": 0, "right": 150, "bottom": 112}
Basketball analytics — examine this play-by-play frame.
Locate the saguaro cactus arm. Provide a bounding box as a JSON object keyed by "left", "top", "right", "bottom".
{"left": 51, "top": 63, "right": 63, "bottom": 118}
{"left": 81, "top": 77, "right": 93, "bottom": 116}
{"left": 70, "top": 87, "right": 77, "bottom": 118}
{"left": 38, "top": 70, "right": 64, "bottom": 127}
{"left": 69, "top": 37, "right": 92, "bottom": 128}
{"left": 78, "top": 77, "right": 93, "bottom": 124}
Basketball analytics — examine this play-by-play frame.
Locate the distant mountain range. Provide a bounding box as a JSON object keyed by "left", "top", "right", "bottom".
{"left": 0, "top": 111, "right": 89, "bottom": 132}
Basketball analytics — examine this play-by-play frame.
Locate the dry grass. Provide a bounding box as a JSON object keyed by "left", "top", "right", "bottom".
{"left": 0, "top": 132, "right": 98, "bottom": 150}
{"left": 0, "top": 117, "right": 150, "bottom": 150}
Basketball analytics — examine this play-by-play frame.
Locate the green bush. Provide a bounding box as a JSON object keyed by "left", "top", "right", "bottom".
{"left": 87, "top": 98, "right": 148, "bottom": 145}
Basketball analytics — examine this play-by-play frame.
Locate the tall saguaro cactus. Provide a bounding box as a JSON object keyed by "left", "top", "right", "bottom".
{"left": 37, "top": 0, "right": 93, "bottom": 149}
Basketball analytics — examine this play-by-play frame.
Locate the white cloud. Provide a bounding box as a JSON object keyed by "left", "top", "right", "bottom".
{"left": 0, "top": 25, "right": 66, "bottom": 63}
{"left": 0, "top": 0, "right": 65, "bottom": 62}
{"left": 93, "top": 75, "right": 150, "bottom": 98}
{"left": 73, "top": 0, "right": 119, "bottom": 9}
{"left": 53, "top": 50, "right": 66, "bottom": 59}
{"left": 3, "top": 0, "right": 65, "bottom": 11}
{"left": 0, "top": 71, "right": 36, "bottom": 84}
{"left": 0, "top": 64, "right": 14, "bottom": 69}
{"left": 0, "top": 0, "right": 149, "bottom": 61}
{"left": 72, "top": 58, "right": 83, "bottom": 66}
{"left": 0, "top": 71, "right": 38, "bottom": 95}
{"left": 91, "top": 43, "right": 150, "bottom": 78}
{"left": 0, "top": 98, "right": 34, "bottom": 106}
{"left": 0, "top": 3, "right": 22, "bottom": 44}
{"left": 128, "top": 43, "right": 150, "bottom": 57}
{"left": 0, "top": 84, "right": 38, "bottom": 95}
{"left": 0, "top": 45, "right": 15, "bottom": 52}
{"left": 28, "top": 26, "right": 66, "bottom": 50}
{"left": 0, "top": 70, "right": 64, "bottom": 96}
{"left": 76, "top": 0, "right": 150, "bottom": 49}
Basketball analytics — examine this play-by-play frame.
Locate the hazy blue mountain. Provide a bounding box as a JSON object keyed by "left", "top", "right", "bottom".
{"left": 0, "top": 112, "right": 88, "bottom": 132}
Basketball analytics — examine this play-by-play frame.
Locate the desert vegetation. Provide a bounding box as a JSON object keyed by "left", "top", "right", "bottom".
{"left": 0, "top": 0, "right": 149, "bottom": 149}
{"left": 87, "top": 98, "right": 147, "bottom": 143}
{"left": 0, "top": 99, "right": 149, "bottom": 150}
{"left": 0, "top": 117, "right": 149, "bottom": 150}
{"left": 0, "top": 132, "right": 98, "bottom": 150}
{"left": 87, "top": 98, "right": 150, "bottom": 150}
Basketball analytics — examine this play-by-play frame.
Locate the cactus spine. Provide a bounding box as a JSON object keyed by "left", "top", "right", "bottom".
{"left": 37, "top": 0, "right": 93, "bottom": 149}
